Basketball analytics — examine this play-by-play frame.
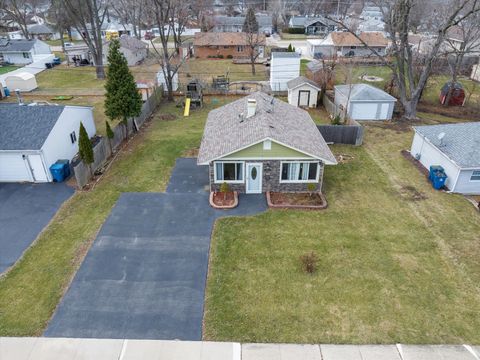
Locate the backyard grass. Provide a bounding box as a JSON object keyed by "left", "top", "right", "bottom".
{"left": 203, "top": 114, "right": 480, "bottom": 343}
{"left": 0, "top": 65, "right": 19, "bottom": 75}
{"left": 35, "top": 65, "right": 105, "bottom": 93}
{"left": 279, "top": 32, "right": 307, "bottom": 40}
{"left": 0, "top": 96, "right": 236, "bottom": 336}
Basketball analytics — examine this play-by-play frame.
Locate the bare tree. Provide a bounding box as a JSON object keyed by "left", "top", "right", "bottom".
{"left": 329, "top": 0, "right": 480, "bottom": 120}
{"left": 63, "top": 0, "right": 109, "bottom": 79}
{"left": 0, "top": 0, "right": 40, "bottom": 39}
{"left": 110, "top": 0, "right": 145, "bottom": 39}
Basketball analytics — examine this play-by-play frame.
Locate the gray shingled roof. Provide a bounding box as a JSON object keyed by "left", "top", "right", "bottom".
{"left": 197, "top": 92, "right": 337, "bottom": 165}
{"left": 213, "top": 15, "right": 272, "bottom": 27}
{"left": 335, "top": 84, "right": 396, "bottom": 102}
{"left": 289, "top": 16, "right": 336, "bottom": 27}
{"left": 414, "top": 122, "right": 480, "bottom": 168}
{"left": 28, "top": 24, "right": 55, "bottom": 34}
{"left": 287, "top": 76, "right": 321, "bottom": 90}
{"left": 271, "top": 51, "right": 301, "bottom": 58}
{"left": 0, "top": 39, "right": 37, "bottom": 52}
{"left": 0, "top": 104, "right": 65, "bottom": 150}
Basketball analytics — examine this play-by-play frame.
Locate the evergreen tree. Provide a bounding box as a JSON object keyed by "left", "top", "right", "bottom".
{"left": 287, "top": 43, "right": 293, "bottom": 52}
{"left": 104, "top": 39, "right": 142, "bottom": 140}
{"left": 242, "top": 7, "right": 259, "bottom": 33}
{"left": 78, "top": 122, "right": 94, "bottom": 177}
{"left": 105, "top": 120, "right": 114, "bottom": 154}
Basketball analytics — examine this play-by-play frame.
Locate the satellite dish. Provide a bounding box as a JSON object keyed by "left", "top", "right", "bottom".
{"left": 438, "top": 132, "right": 445, "bottom": 141}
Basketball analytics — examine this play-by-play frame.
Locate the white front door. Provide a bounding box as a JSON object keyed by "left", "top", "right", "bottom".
{"left": 246, "top": 163, "right": 262, "bottom": 194}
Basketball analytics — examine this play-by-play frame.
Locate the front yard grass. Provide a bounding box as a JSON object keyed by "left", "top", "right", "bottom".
{"left": 203, "top": 115, "right": 480, "bottom": 344}
{"left": 0, "top": 65, "right": 20, "bottom": 75}
{"left": 0, "top": 97, "right": 234, "bottom": 336}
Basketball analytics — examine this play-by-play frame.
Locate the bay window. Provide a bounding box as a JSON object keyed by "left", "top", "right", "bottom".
{"left": 280, "top": 161, "right": 319, "bottom": 182}
{"left": 215, "top": 161, "right": 244, "bottom": 183}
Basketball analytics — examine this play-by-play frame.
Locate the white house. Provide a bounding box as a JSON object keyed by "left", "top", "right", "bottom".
{"left": 210, "top": 15, "right": 273, "bottom": 34}
{"left": 410, "top": 122, "right": 480, "bottom": 194}
{"left": 103, "top": 36, "right": 148, "bottom": 66}
{"left": 4, "top": 72, "right": 38, "bottom": 92}
{"left": 287, "top": 76, "right": 321, "bottom": 108}
{"left": 471, "top": 63, "right": 480, "bottom": 82}
{"left": 307, "top": 37, "right": 335, "bottom": 59}
{"left": 288, "top": 16, "right": 337, "bottom": 36}
{"left": 0, "top": 103, "right": 96, "bottom": 183}
{"left": 270, "top": 52, "right": 301, "bottom": 92}
{"left": 0, "top": 39, "right": 52, "bottom": 65}
{"left": 334, "top": 84, "right": 396, "bottom": 120}
{"left": 329, "top": 32, "right": 388, "bottom": 57}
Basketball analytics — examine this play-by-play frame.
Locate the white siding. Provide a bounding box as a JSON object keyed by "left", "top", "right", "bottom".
{"left": 410, "top": 132, "right": 460, "bottom": 191}
{"left": 0, "top": 152, "right": 33, "bottom": 182}
{"left": 2, "top": 52, "right": 33, "bottom": 65}
{"left": 41, "top": 106, "right": 96, "bottom": 181}
{"left": 349, "top": 101, "right": 393, "bottom": 120}
{"left": 288, "top": 84, "right": 319, "bottom": 108}
{"left": 270, "top": 54, "right": 300, "bottom": 91}
{"left": 454, "top": 169, "right": 480, "bottom": 194}
{"left": 32, "top": 40, "right": 52, "bottom": 55}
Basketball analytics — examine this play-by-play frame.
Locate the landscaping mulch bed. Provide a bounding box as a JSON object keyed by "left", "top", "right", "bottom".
{"left": 267, "top": 192, "right": 328, "bottom": 210}
{"left": 210, "top": 191, "right": 238, "bottom": 209}
{"left": 401, "top": 150, "right": 429, "bottom": 177}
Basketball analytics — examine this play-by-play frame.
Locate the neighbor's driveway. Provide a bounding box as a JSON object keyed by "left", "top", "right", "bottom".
{"left": 45, "top": 158, "right": 266, "bottom": 340}
{"left": 0, "top": 183, "right": 74, "bottom": 274}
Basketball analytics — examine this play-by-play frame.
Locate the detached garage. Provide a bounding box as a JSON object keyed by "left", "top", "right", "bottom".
{"left": 334, "top": 83, "right": 396, "bottom": 121}
{"left": 0, "top": 103, "right": 96, "bottom": 183}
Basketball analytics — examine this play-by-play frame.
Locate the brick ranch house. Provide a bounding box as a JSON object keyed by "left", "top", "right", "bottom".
{"left": 193, "top": 32, "right": 266, "bottom": 59}
{"left": 197, "top": 92, "right": 337, "bottom": 194}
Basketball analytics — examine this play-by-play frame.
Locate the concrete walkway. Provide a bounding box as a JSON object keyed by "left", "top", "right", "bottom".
{"left": 45, "top": 158, "right": 266, "bottom": 340}
{"left": 1, "top": 338, "right": 480, "bottom": 360}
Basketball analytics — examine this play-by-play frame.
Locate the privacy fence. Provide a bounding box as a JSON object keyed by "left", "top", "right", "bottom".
{"left": 319, "top": 94, "right": 364, "bottom": 146}
{"left": 73, "top": 86, "right": 163, "bottom": 188}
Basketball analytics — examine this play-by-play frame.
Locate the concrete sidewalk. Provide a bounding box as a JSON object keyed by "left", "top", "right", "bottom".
{"left": 1, "top": 338, "right": 480, "bottom": 360}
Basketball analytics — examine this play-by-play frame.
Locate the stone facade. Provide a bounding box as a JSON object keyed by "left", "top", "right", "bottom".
{"left": 209, "top": 160, "right": 324, "bottom": 193}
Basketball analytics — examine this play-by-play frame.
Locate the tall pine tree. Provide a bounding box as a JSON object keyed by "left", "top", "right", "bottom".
{"left": 78, "top": 122, "right": 94, "bottom": 177}
{"left": 104, "top": 39, "right": 142, "bottom": 140}
{"left": 242, "top": 7, "right": 258, "bottom": 33}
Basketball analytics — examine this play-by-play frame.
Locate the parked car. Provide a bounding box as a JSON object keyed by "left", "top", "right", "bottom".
{"left": 144, "top": 32, "right": 155, "bottom": 40}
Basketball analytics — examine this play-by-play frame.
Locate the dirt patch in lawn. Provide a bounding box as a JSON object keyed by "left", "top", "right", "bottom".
{"left": 158, "top": 114, "right": 177, "bottom": 121}
{"left": 400, "top": 185, "right": 428, "bottom": 201}
{"left": 269, "top": 192, "right": 325, "bottom": 208}
{"left": 418, "top": 102, "right": 480, "bottom": 121}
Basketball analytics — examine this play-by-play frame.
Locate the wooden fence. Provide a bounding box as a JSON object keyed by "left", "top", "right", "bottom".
{"left": 73, "top": 86, "right": 163, "bottom": 188}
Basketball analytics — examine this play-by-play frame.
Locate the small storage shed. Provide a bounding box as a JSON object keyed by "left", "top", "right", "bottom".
{"left": 269, "top": 51, "right": 301, "bottom": 92}
{"left": 287, "top": 76, "right": 321, "bottom": 108}
{"left": 0, "top": 103, "right": 96, "bottom": 183}
{"left": 334, "top": 83, "right": 396, "bottom": 121}
{"left": 439, "top": 82, "right": 465, "bottom": 106}
{"left": 156, "top": 69, "right": 178, "bottom": 91}
{"left": 5, "top": 72, "right": 38, "bottom": 92}
{"left": 410, "top": 122, "right": 480, "bottom": 194}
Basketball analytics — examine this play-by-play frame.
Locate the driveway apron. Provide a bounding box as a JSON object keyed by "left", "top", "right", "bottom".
{"left": 45, "top": 158, "right": 266, "bottom": 340}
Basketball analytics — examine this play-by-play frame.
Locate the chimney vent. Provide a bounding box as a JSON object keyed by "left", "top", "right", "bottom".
{"left": 246, "top": 99, "right": 256, "bottom": 118}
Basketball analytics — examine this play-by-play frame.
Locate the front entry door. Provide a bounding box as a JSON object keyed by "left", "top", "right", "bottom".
{"left": 246, "top": 163, "right": 262, "bottom": 194}
{"left": 298, "top": 90, "right": 310, "bottom": 107}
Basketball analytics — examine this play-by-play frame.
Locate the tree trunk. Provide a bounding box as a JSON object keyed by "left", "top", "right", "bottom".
{"left": 402, "top": 98, "right": 419, "bottom": 120}
{"left": 251, "top": 59, "right": 256, "bottom": 75}
{"left": 95, "top": 65, "right": 105, "bottom": 79}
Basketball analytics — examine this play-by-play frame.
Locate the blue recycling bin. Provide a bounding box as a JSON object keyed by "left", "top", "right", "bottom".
{"left": 52, "top": 57, "right": 61, "bottom": 65}
{"left": 55, "top": 159, "right": 70, "bottom": 178}
{"left": 429, "top": 165, "right": 444, "bottom": 182}
{"left": 50, "top": 163, "right": 65, "bottom": 182}
{"left": 432, "top": 172, "right": 447, "bottom": 190}
{"left": 3, "top": 87, "right": 10, "bottom": 96}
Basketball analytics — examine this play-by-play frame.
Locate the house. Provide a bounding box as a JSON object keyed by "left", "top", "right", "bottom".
{"left": 270, "top": 51, "right": 301, "bottom": 91}
{"left": 410, "top": 122, "right": 480, "bottom": 194}
{"left": 307, "top": 37, "right": 336, "bottom": 58}
{"left": 103, "top": 36, "right": 148, "bottom": 66}
{"left": 287, "top": 76, "right": 321, "bottom": 108}
{"left": 471, "top": 62, "right": 480, "bottom": 81}
{"left": 64, "top": 43, "right": 92, "bottom": 65}
{"left": 197, "top": 92, "right": 337, "bottom": 194}
{"left": 329, "top": 31, "right": 388, "bottom": 57}
{"left": 27, "top": 24, "right": 60, "bottom": 40}
{"left": 0, "top": 103, "right": 96, "bottom": 183}
{"left": 0, "top": 38, "right": 52, "bottom": 65}
{"left": 288, "top": 16, "right": 337, "bottom": 36}
{"left": 334, "top": 84, "right": 396, "bottom": 120}
{"left": 193, "top": 32, "right": 266, "bottom": 59}
{"left": 4, "top": 72, "right": 38, "bottom": 92}
{"left": 210, "top": 15, "right": 273, "bottom": 34}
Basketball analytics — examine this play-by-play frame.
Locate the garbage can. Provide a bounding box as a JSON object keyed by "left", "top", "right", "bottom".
{"left": 432, "top": 173, "right": 447, "bottom": 190}
{"left": 429, "top": 165, "right": 444, "bottom": 182}
{"left": 55, "top": 159, "right": 71, "bottom": 178}
{"left": 45, "top": 62, "right": 53, "bottom": 69}
{"left": 50, "top": 163, "right": 65, "bottom": 182}
{"left": 52, "top": 57, "right": 61, "bottom": 65}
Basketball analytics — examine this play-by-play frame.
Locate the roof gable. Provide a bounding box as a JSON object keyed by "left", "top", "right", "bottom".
{"left": 287, "top": 76, "right": 321, "bottom": 90}
{"left": 335, "top": 84, "right": 396, "bottom": 102}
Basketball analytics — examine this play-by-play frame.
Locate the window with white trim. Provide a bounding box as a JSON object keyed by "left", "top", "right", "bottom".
{"left": 215, "top": 161, "right": 244, "bottom": 182}
{"left": 280, "top": 162, "right": 318, "bottom": 182}
{"left": 471, "top": 170, "right": 480, "bottom": 181}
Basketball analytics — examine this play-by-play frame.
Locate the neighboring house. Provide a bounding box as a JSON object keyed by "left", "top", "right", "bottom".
{"left": 288, "top": 16, "right": 337, "bottom": 36}
{"left": 471, "top": 62, "right": 480, "bottom": 81}
{"left": 360, "top": 5, "right": 384, "bottom": 20}
{"left": 270, "top": 51, "right": 301, "bottom": 92}
{"left": 197, "top": 92, "right": 337, "bottom": 194}
{"left": 0, "top": 103, "right": 96, "bottom": 183}
{"left": 193, "top": 32, "right": 266, "bottom": 59}
{"left": 410, "top": 122, "right": 480, "bottom": 194}
{"left": 4, "top": 72, "right": 38, "bottom": 92}
{"left": 307, "top": 37, "right": 336, "bottom": 58}
{"left": 334, "top": 84, "right": 396, "bottom": 120}
{"left": 64, "top": 43, "right": 92, "bottom": 65}
{"left": 329, "top": 31, "right": 388, "bottom": 57}
{"left": 28, "top": 24, "right": 61, "bottom": 40}
{"left": 357, "top": 18, "right": 385, "bottom": 33}
{"left": 210, "top": 15, "right": 273, "bottom": 34}
{"left": 287, "top": 76, "right": 321, "bottom": 108}
{"left": 103, "top": 36, "right": 148, "bottom": 66}
{"left": 0, "top": 38, "right": 52, "bottom": 65}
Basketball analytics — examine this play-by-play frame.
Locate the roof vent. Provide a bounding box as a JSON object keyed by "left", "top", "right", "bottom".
{"left": 438, "top": 132, "right": 446, "bottom": 146}
{"left": 246, "top": 99, "right": 256, "bottom": 118}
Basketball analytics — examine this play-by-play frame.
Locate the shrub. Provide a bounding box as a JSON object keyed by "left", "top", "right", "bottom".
{"left": 285, "top": 27, "right": 305, "bottom": 34}
{"left": 307, "top": 183, "right": 316, "bottom": 197}
{"left": 331, "top": 114, "right": 342, "bottom": 125}
{"left": 300, "top": 251, "right": 318, "bottom": 274}
{"left": 227, "top": 54, "right": 233, "bottom": 59}
{"left": 220, "top": 182, "right": 230, "bottom": 200}
{"left": 217, "top": 54, "right": 224, "bottom": 59}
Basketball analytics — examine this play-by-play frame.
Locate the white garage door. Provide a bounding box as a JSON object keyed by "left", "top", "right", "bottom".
{"left": 351, "top": 103, "right": 380, "bottom": 120}
{"left": 0, "top": 153, "right": 32, "bottom": 182}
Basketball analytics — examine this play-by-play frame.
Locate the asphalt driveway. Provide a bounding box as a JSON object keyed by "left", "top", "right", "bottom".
{"left": 45, "top": 158, "right": 266, "bottom": 340}
{"left": 0, "top": 183, "right": 74, "bottom": 274}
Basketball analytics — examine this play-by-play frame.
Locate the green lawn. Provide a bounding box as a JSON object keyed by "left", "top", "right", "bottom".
{"left": 279, "top": 32, "right": 307, "bottom": 40}
{"left": 0, "top": 97, "right": 234, "bottom": 336}
{"left": 0, "top": 65, "right": 19, "bottom": 75}
{"left": 203, "top": 115, "right": 480, "bottom": 344}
